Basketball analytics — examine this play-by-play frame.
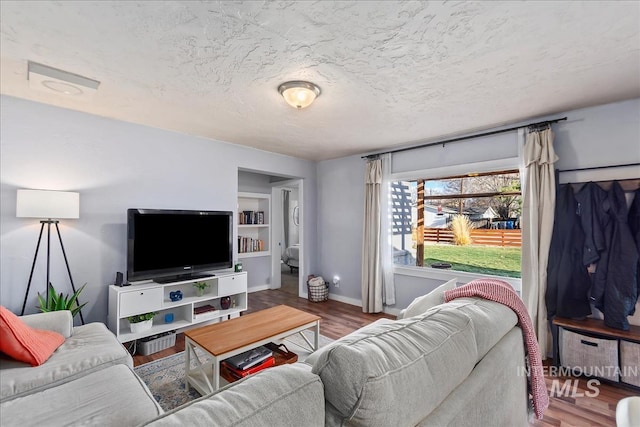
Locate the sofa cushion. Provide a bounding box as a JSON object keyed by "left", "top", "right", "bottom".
{"left": 440, "top": 297, "right": 518, "bottom": 360}
{"left": 20, "top": 310, "right": 73, "bottom": 339}
{"left": 311, "top": 297, "right": 518, "bottom": 426}
{"left": 0, "top": 364, "right": 163, "bottom": 427}
{"left": 0, "top": 322, "right": 132, "bottom": 402}
{"left": 144, "top": 363, "right": 324, "bottom": 427}
{"left": 402, "top": 278, "right": 457, "bottom": 318}
{"left": 417, "top": 327, "right": 528, "bottom": 427}
{"left": 303, "top": 318, "right": 395, "bottom": 368}
{"left": 0, "top": 306, "right": 65, "bottom": 366}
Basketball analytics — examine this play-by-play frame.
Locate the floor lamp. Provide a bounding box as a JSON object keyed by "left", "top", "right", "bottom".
{"left": 17, "top": 189, "right": 85, "bottom": 324}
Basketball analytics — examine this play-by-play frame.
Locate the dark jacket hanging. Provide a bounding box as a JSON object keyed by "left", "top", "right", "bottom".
{"left": 597, "top": 181, "right": 639, "bottom": 330}
{"left": 626, "top": 188, "right": 640, "bottom": 316}
{"left": 575, "top": 182, "right": 611, "bottom": 308}
{"left": 575, "top": 182, "right": 610, "bottom": 266}
{"left": 546, "top": 184, "right": 592, "bottom": 319}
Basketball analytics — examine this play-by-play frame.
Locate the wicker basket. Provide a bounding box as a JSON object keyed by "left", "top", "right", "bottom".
{"left": 307, "top": 275, "right": 329, "bottom": 302}
{"left": 559, "top": 328, "right": 619, "bottom": 381}
{"left": 620, "top": 341, "right": 640, "bottom": 387}
{"left": 138, "top": 331, "right": 176, "bottom": 355}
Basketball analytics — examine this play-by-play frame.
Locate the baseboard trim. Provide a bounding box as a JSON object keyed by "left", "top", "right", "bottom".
{"left": 248, "top": 285, "right": 270, "bottom": 293}
{"left": 327, "top": 293, "right": 399, "bottom": 316}
{"left": 328, "top": 293, "right": 362, "bottom": 307}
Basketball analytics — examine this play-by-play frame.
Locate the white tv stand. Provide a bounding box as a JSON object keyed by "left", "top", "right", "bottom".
{"left": 108, "top": 271, "right": 247, "bottom": 343}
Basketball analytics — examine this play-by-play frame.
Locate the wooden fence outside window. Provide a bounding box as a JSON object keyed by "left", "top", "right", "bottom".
{"left": 424, "top": 227, "right": 522, "bottom": 248}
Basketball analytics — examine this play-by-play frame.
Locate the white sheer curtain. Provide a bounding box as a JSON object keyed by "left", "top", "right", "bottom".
{"left": 520, "top": 127, "right": 558, "bottom": 358}
{"left": 380, "top": 154, "right": 395, "bottom": 306}
{"left": 363, "top": 157, "right": 395, "bottom": 313}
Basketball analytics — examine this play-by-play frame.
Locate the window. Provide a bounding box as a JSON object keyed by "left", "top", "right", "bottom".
{"left": 391, "top": 170, "right": 522, "bottom": 278}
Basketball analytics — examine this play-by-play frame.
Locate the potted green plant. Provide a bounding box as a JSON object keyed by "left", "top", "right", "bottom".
{"left": 37, "top": 282, "right": 87, "bottom": 318}
{"left": 193, "top": 281, "right": 210, "bottom": 297}
{"left": 127, "top": 312, "right": 156, "bottom": 334}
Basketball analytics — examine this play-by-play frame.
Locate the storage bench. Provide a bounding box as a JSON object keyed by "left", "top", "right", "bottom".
{"left": 553, "top": 317, "right": 640, "bottom": 388}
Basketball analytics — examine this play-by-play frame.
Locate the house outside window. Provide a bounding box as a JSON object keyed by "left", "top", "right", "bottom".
{"left": 391, "top": 170, "right": 522, "bottom": 278}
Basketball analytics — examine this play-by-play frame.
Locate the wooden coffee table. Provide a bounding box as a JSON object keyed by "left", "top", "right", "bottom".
{"left": 184, "top": 305, "right": 321, "bottom": 394}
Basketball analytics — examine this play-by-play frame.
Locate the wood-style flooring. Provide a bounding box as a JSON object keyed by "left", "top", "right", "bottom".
{"left": 279, "top": 266, "right": 299, "bottom": 296}
{"left": 132, "top": 288, "right": 637, "bottom": 427}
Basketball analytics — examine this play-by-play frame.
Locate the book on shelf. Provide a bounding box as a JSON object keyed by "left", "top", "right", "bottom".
{"left": 221, "top": 356, "right": 275, "bottom": 380}
{"left": 238, "top": 236, "right": 265, "bottom": 253}
{"left": 238, "top": 210, "right": 265, "bottom": 225}
{"left": 194, "top": 305, "right": 216, "bottom": 315}
{"left": 224, "top": 345, "right": 273, "bottom": 370}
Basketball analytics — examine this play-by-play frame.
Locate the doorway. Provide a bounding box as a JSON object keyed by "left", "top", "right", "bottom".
{"left": 271, "top": 180, "right": 303, "bottom": 297}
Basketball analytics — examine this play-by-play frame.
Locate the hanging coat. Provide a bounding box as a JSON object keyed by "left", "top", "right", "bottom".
{"left": 576, "top": 182, "right": 611, "bottom": 308}
{"left": 598, "top": 181, "right": 639, "bottom": 330}
{"left": 546, "top": 184, "right": 592, "bottom": 319}
{"left": 626, "top": 188, "right": 640, "bottom": 316}
{"left": 575, "top": 182, "right": 610, "bottom": 266}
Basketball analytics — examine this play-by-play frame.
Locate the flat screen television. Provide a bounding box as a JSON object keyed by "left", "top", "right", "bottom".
{"left": 127, "top": 208, "right": 233, "bottom": 283}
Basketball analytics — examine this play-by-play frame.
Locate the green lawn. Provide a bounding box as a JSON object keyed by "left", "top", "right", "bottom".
{"left": 424, "top": 244, "right": 521, "bottom": 278}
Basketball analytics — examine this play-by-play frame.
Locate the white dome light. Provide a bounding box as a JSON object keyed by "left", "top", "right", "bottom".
{"left": 278, "top": 81, "right": 321, "bottom": 109}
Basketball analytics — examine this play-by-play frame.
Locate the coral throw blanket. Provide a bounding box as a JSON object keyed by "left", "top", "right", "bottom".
{"left": 444, "top": 279, "right": 549, "bottom": 420}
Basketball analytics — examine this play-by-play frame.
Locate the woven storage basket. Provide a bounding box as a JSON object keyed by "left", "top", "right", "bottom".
{"left": 620, "top": 341, "right": 640, "bottom": 387}
{"left": 138, "top": 332, "right": 176, "bottom": 355}
{"left": 559, "top": 328, "right": 619, "bottom": 381}
{"left": 307, "top": 276, "right": 329, "bottom": 302}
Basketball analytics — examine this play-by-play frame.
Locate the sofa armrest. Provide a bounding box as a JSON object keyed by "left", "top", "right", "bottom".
{"left": 20, "top": 311, "right": 73, "bottom": 338}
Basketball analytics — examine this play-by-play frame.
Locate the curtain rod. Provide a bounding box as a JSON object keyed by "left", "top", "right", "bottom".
{"left": 361, "top": 117, "right": 568, "bottom": 160}
{"left": 557, "top": 162, "right": 640, "bottom": 173}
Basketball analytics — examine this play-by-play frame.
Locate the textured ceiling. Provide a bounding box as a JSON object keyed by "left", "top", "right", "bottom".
{"left": 1, "top": 1, "right": 639, "bottom": 161}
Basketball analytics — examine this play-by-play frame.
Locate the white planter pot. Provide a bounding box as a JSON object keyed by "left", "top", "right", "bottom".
{"left": 130, "top": 319, "right": 153, "bottom": 334}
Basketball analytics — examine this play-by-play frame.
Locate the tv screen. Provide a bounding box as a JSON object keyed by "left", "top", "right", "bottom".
{"left": 127, "top": 209, "right": 233, "bottom": 282}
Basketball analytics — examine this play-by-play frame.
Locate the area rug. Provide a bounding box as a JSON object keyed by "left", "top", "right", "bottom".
{"left": 134, "top": 330, "right": 333, "bottom": 411}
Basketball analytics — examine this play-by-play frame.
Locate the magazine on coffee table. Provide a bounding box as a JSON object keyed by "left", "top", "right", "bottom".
{"left": 225, "top": 345, "right": 273, "bottom": 370}
{"left": 221, "top": 356, "right": 276, "bottom": 380}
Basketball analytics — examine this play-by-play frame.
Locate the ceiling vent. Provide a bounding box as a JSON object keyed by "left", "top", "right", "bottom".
{"left": 28, "top": 61, "right": 100, "bottom": 99}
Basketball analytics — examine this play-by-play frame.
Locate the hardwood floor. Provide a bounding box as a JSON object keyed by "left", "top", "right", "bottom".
{"left": 279, "top": 265, "right": 299, "bottom": 297}
{"left": 132, "top": 288, "right": 636, "bottom": 426}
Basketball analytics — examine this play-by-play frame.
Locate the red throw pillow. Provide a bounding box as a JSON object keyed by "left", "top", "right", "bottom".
{"left": 0, "top": 306, "right": 65, "bottom": 366}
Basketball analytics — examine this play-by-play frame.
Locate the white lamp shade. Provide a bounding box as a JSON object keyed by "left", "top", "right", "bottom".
{"left": 16, "top": 189, "right": 80, "bottom": 219}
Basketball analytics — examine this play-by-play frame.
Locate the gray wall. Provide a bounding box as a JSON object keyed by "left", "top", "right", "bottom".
{"left": 316, "top": 155, "right": 366, "bottom": 303}
{"left": 0, "top": 95, "right": 317, "bottom": 323}
{"left": 2, "top": 94, "right": 638, "bottom": 322}
{"left": 317, "top": 98, "right": 640, "bottom": 311}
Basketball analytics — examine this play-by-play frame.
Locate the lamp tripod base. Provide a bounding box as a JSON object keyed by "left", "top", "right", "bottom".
{"left": 20, "top": 220, "right": 85, "bottom": 325}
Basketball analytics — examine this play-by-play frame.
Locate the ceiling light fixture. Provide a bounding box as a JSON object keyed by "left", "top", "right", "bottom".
{"left": 278, "top": 81, "right": 321, "bottom": 109}
{"left": 28, "top": 61, "right": 100, "bottom": 97}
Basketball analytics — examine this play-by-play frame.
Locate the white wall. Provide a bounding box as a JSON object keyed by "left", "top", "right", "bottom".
{"left": 0, "top": 95, "right": 317, "bottom": 323}
{"left": 317, "top": 98, "right": 640, "bottom": 312}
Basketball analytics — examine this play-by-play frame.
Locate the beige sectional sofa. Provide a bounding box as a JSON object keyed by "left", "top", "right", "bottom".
{"left": 0, "top": 311, "right": 162, "bottom": 426}
{"left": 1, "top": 292, "right": 530, "bottom": 427}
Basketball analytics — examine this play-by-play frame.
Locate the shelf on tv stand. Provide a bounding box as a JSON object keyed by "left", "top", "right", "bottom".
{"left": 108, "top": 271, "right": 248, "bottom": 343}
